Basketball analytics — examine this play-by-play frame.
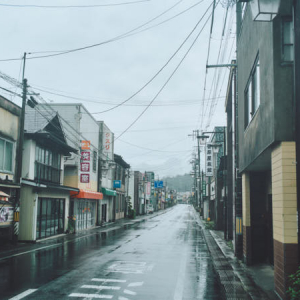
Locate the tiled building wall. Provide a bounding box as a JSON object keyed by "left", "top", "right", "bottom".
{"left": 242, "top": 173, "right": 252, "bottom": 264}
{"left": 271, "top": 142, "right": 298, "bottom": 299}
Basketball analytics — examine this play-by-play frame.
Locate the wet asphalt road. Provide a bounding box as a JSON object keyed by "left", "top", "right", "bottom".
{"left": 1, "top": 205, "right": 223, "bottom": 300}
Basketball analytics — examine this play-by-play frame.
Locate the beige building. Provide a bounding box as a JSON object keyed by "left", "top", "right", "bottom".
{"left": 19, "top": 105, "right": 78, "bottom": 241}
{"left": 0, "top": 96, "right": 21, "bottom": 241}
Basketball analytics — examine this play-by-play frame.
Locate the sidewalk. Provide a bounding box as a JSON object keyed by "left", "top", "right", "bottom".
{"left": 192, "top": 208, "right": 278, "bottom": 300}
{"left": 0, "top": 209, "right": 169, "bottom": 261}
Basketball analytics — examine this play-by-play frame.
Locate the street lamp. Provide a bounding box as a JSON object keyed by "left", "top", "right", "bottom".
{"left": 250, "top": 0, "right": 281, "bottom": 21}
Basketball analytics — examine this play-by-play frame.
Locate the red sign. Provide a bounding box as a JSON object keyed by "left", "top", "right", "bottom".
{"left": 80, "top": 162, "right": 90, "bottom": 172}
{"left": 80, "top": 174, "right": 90, "bottom": 183}
{"left": 81, "top": 151, "right": 90, "bottom": 161}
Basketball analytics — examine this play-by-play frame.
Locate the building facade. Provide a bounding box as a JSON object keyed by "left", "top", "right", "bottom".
{"left": 237, "top": 2, "right": 296, "bottom": 298}
{"left": 99, "top": 121, "right": 116, "bottom": 224}
{"left": 49, "top": 104, "right": 103, "bottom": 232}
{"left": 114, "top": 154, "right": 130, "bottom": 220}
{"left": 19, "top": 105, "right": 78, "bottom": 241}
{"left": 0, "top": 96, "right": 21, "bottom": 241}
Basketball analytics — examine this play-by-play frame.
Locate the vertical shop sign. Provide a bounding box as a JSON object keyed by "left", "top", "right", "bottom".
{"left": 102, "top": 124, "right": 113, "bottom": 161}
{"left": 80, "top": 141, "right": 91, "bottom": 183}
{"left": 205, "top": 143, "right": 213, "bottom": 177}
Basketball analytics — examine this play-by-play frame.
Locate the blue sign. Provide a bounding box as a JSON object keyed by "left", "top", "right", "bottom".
{"left": 154, "top": 181, "right": 163, "bottom": 188}
{"left": 113, "top": 180, "right": 121, "bottom": 188}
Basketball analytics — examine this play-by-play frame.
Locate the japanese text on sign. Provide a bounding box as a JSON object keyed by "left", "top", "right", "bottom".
{"left": 81, "top": 140, "right": 91, "bottom": 150}
{"left": 81, "top": 151, "right": 90, "bottom": 161}
{"left": 80, "top": 174, "right": 90, "bottom": 183}
{"left": 206, "top": 144, "right": 213, "bottom": 177}
{"left": 105, "top": 132, "right": 110, "bottom": 150}
{"left": 81, "top": 162, "right": 90, "bottom": 172}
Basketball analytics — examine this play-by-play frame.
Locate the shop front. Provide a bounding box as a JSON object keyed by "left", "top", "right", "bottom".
{"left": 101, "top": 188, "right": 116, "bottom": 224}
{"left": 36, "top": 197, "right": 65, "bottom": 240}
{"left": 70, "top": 189, "right": 103, "bottom": 232}
{"left": 0, "top": 191, "right": 14, "bottom": 239}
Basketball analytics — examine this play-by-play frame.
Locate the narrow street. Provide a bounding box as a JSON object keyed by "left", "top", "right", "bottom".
{"left": 1, "top": 205, "right": 223, "bottom": 300}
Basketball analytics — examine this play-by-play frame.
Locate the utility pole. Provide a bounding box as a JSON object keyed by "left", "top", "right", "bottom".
{"left": 189, "top": 130, "right": 202, "bottom": 213}
{"left": 196, "top": 130, "right": 202, "bottom": 216}
{"left": 14, "top": 53, "right": 27, "bottom": 242}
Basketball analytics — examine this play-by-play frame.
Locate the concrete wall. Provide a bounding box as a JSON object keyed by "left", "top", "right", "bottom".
{"left": 238, "top": 3, "right": 295, "bottom": 173}
{"left": 22, "top": 139, "right": 36, "bottom": 180}
{"left": 238, "top": 8, "right": 274, "bottom": 172}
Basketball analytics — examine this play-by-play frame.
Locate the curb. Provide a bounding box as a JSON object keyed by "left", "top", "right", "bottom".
{"left": 191, "top": 207, "right": 272, "bottom": 300}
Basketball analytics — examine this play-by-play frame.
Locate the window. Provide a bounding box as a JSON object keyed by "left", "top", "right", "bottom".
{"left": 245, "top": 57, "right": 260, "bottom": 129}
{"left": 242, "top": 3, "right": 247, "bottom": 20}
{"left": 35, "top": 145, "right": 61, "bottom": 183}
{"left": 282, "top": 18, "right": 294, "bottom": 62}
{"left": 0, "top": 137, "right": 14, "bottom": 173}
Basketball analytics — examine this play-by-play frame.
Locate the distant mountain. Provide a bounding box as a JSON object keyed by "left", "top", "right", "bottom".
{"left": 162, "top": 174, "right": 192, "bottom": 192}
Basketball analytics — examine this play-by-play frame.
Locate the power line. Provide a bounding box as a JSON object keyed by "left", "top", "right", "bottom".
{"left": 198, "top": 0, "right": 219, "bottom": 131}
{"left": 0, "top": 86, "right": 21, "bottom": 97}
{"left": 126, "top": 137, "right": 191, "bottom": 159}
{"left": 92, "top": 0, "right": 213, "bottom": 115}
{"left": 0, "top": 0, "right": 204, "bottom": 62}
{"left": 204, "top": 4, "right": 234, "bottom": 130}
{"left": 117, "top": 138, "right": 190, "bottom": 152}
{"left": 115, "top": 8, "right": 213, "bottom": 141}
{"left": 0, "top": 0, "right": 151, "bottom": 8}
{"left": 30, "top": 85, "right": 225, "bottom": 106}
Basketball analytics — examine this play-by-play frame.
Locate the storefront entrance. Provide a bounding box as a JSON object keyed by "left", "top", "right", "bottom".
{"left": 102, "top": 204, "right": 107, "bottom": 223}
{"left": 73, "top": 199, "right": 96, "bottom": 231}
{"left": 36, "top": 198, "right": 65, "bottom": 239}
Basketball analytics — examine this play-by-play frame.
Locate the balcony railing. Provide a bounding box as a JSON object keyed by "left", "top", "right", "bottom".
{"left": 35, "top": 161, "right": 61, "bottom": 184}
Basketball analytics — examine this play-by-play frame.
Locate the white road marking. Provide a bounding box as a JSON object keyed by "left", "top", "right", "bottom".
{"left": 127, "top": 282, "right": 144, "bottom": 287}
{"left": 8, "top": 289, "right": 38, "bottom": 300}
{"left": 69, "top": 293, "right": 113, "bottom": 299}
{"left": 109, "top": 270, "right": 143, "bottom": 274}
{"left": 81, "top": 285, "right": 121, "bottom": 290}
{"left": 118, "top": 297, "right": 129, "bottom": 300}
{"left": 108, "top": 261, "right": 153, "bottom": 274}
{"left": 123, "top": 289, "right": 137, "bottom": 296}
{"left": 92, "top": 279, "right": 126, "bottom": 283}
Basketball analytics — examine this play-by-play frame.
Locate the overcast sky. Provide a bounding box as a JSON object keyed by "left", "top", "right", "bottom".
{"left": 0, "top": 0, "right": 236, "bottom": 178}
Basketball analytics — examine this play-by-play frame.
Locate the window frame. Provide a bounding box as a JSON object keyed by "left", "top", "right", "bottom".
{"left": 244, "top": 56, "right": 260, "bottom": 129}
{"left": 281, "top": 16, "right": 294, "bottom": 63}
{"left": 35, "top": 145, "right": 61, "bottom": 183}
{"left": 0, "top": 137, "right": 14, "bottom": 173}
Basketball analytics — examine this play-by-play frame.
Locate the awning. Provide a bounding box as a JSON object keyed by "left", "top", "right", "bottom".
{"left": 0, "top": 183, "right": 20, "bottom": 189}
{"left": 0, "top": 191, "right": 10, "bottom": 201}
{"left": 101, "top": 187, "right": 117, "bottom": 196}
{"left": 70, "top": 189, "right": 103, "bottom": 200}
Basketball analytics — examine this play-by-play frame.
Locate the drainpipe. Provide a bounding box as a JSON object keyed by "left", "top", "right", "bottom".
{"left": 293, "top": 0, "right": 300, "bottom": 263}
